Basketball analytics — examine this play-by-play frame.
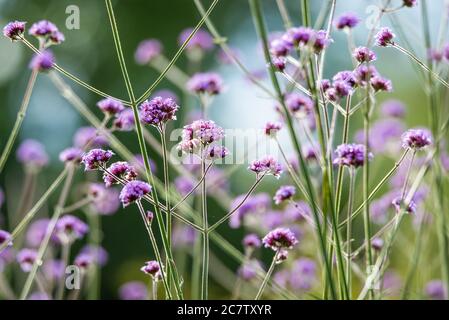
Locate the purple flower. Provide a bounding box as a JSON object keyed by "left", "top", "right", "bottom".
{"left": 178, "top": 120, "right": 225, "bottom": 153}
{"left": 119, "top": 281, "right": 148, "bottom": 300}
{"left": 353, "top": 46, "right": 376, "bottom": 63}
{"left": 59, "top": 147, "right": 83, "bottom": 164}
{"left": 55, "top": 215, "right": 89, "bottom": 242}
{"left": 174, "top": 176, "right": 194, "bottom": 197}
{"left": 269, "top": 38, "right": 292, "bottom": 57}
{"left": 87, "top": 183, "right": 120, "bottom": 215}
{"left": 290, "top": 258, "right": 317, "bottom": 291}
{"left": 134, "top": 39, "right": 162, "bottom": 65}
{"left": 333, "top": 71, "right": 357, "bottom": 87}
{"left": 29, "top": 20, "right": 64, "bottom": 45}
{"left": 16, "top": 139, "right": 49, "bottom": 168}
{"left": 371, "top": 237, "right": 384, "bottom": 251}
{"left": 0, "top": 230, "right": 12, "bottom": 248}
{"left": 359, "top": 119, "right": 405, "bottom": 154}
{"left": 272, "top": 56, "right": 286, "bottom": 71}
{"left": 375, "top": 27, "right": 395, "bottom": 47}
{"left": 229, "top": 193, "right": 271, "bottom": 228}
{"left": 153, "top": 89, "right": 179, "bottom": 104}
{"left": 16, "top": 248, "right": 38, "bottom": 272}
{"left": 273, "top": 185, "right": 296, "bottom": 205}
{"left": 97, "top": 98, "right": 125, "bottom": 116}
{"left": 204, "top": 145, "right": 229, "bottom": 161}
{"left": 354, "top": 65, "right": 379, "bottom": 85}
{"left": 381, "top": 100, "right": 406, "bottom": 118}
{"left": 288, "top": 27, "right": 313, "bottom": 45}
{"left": 264, "top": 121, "right": 282, "bottom": 137}
{"left": 29, "top": 50, "right": 55, "bottom": 71}
{"left": 333, "top": 80, "right": 353, "bottom": 98}
{"left": 370, "top": 76, "right": 393, "bottom": 92}
{"left": 80, "top": 245, "right": 109, "bottom": 266}
{"left": 140, "top": 96, "right": 179, "bottom": 126}
{"left": 243, "top": 234, "right": 261, "bottom": 248}
{"left": 284, "top": 201, "right": 311, "bottom": 222}
{"left": 113, "top": 109, "right": 135, "bottom": 131}
{"left": 403, "top": 0, "right": 417, "bottom": 7}
{"left": 3, "top": 21, "right": 26, "bottom": 40}
{"left": 425, "top": 280, "right": 447, "bottom": 300}
{"left": 312, "top": 30, "right": 331, "bottom": 54}
{"left": 103, "top": 161, "right": 138, "bottom": 187}
{"left": 178, "top": 28, "right": 214, "bottom": 51}
{"left": 140, "top": 260, "right": 162, "bottom": 280}
{"left": 262, "top": 228, "right": 298, "bottom": 251}
{"left": 74, "top": 253, "right": 93, "bottom": 269}
{"left": 25, "top": 218, "right": 51, "bottom": 247}
{"left": 81, "top": 149, "right": 114, "bottom": 171}
{"left": 401, "top": 128, "right": 432, "bottom": 150}
{"left": 119, "top": 180, "right": 152, "bottom": 207}
{"left": 334, "top": 143, "right": 372, "bottom": 168}
{"left": 285, "top": 93, "right": 313, "bottom": 117}
{"left": 187, "top": 72, "right": 223, "bottom": 95}
{"left": 335, "top": 13, "right": 360, "bottom": 30}
{"left": 429, "top": 48, "right": 443, "bottom": 62}
{"left": 249, "top": 155, "right": 283, "bottom": 178}
{"left": 42, "top": 259, "right": 65, "bottom": 281}
{"left": 172, "top": 225, "right": 196, "bottom": 248}
{"left": 73, "top": 126, "right": 109, "bottom": 148}
{"left": 391, "top": 196, "right": 417, "bottom": 214}
{"left": 238, "top": 259, "right": 261, "bottom": 281}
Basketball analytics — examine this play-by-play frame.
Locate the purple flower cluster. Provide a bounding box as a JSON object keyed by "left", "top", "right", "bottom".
{"left": 264, "top": 121, "right": 282, "bottom": 137}
{"left": 375, "top": 27, "right": 395, "bottom": 47}
{"left": 187, "top": 72, "right": 223, "bottom": 95}
{"left": 81, "top": 149, "right": 114, "bottom": 171}
{"left": 335, "top": 13, "right": 361, "bottom": 30}
{"left": 178, "top": 28, "right": 214, "bottom": 51}
{"left": 249, "top": 155, "right": 283, "bottom": 178}
{"left": 381, "top": 100, "right": 406, "bottom": 118}
{"left": 87, "top": 183, "right": 120, "bottom": 215}
{"left": 285, "top": 93, "right": 313, "bottom": 117}
{"left": 262, "top": 227, "right": 298, "bottom": 251}
{"left": 204, "top": 145, "right": 229, "bottom": 161}
{"left": 113, "top": 109, "right": 135, "bottom": 131}
{"left": 140, "top": 260, "right": 162, "bottom": 280}
{"left": 3, "top": 21, "right": 26, "bottom": 40}
{"left": 243, "top": 234, "right": 262, "bottom": 248}
{"left": 0, "top": 230, "right": 12, "bottom": 247}
{"left": 97, "top": 98, "right": 125, "bottom": 116}
{"left": 135, "top": 39, "right": 162, "bottom": 65}
{"left": 401, "top": 128, "right": 432, "bottom": 150}
{"left": 103, "top": 161, "right": 138, "bottom": 187}
{"left": 119, "top": 281, "right": 148, "bottom": 300}
{"left": 334, "top": 143, "right": 372, "bottom": 168}
{"left": 55, "top": 215, "right": 89, "bottom": 243}
{"left": 29, "top": 20, "right": 65, "bottom": 45}
{"left": 29, "top": 50, "right": 55, "bottom": 71}
{"left": 119, "top": 180, "right": 152, "bottom": 207}
{"left": 74, "top": 126, "right": 109, "bottom": 148}
{"left": 273, "top": 185, "right": 296, "bottom": 205}
{"left": 140, "top": 96, "right": 179, "bottom": 126}
{"left": 16, "top": 139, "right": 49, "bottom": 168}
{"left": 353, "top": 46, "right": 376, "bottom": 63}
{"left": 59, "top": 147, "right": 83, "bottom": 164}
{"left": 16, "top": 248, "right": 38, "bottom": 272}
{"left": 178, "top": 120, "right": 225, "bottom": 154}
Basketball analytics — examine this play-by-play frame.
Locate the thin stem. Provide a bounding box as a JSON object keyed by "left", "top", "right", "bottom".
{"left": 152, "top": 281, "right": 158, "bottom": 300}
{"left": 20, "top": 164, "right": 75, "bottom": 300}
{"left": 346, "top": 168, "right": 356, "bottom": 299}
{"left": 0, "top": 69, "right": 38, "bottom": 173}
{"left": 254, "top": 250, "right": 278, "bottom": 300}
{"left": 200, "top": 155, "right": 209, "bottom": 300}
{"left": 57, "top": 241, "right": 71, "bottom": 300}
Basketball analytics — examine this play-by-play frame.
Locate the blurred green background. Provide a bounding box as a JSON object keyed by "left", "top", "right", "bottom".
{"left": 0, "top": 0, "right": 442, "bottom": 299}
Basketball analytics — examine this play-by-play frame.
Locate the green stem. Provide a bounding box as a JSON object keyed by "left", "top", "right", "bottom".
{"left": 254, "top": 250, "right": 278, "bottom": 300}
{"left": 346, "top": 168, "right": 356, "bottom": 299}
{"left": 0, "top": 69, "right": 38, "bottom": 173}
{"left": 200, "top": 156, "right": 209, "bottom": 300}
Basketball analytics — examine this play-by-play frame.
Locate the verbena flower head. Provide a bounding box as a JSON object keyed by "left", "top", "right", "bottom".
{"left": 401, "top": 128, "right": 432, "bottom": 150}
{"left": 272, "top": 56, "right": 286, "bottom": 71}
{"left": 372, "top": 237, "right": 384, "bottom": 251}
{"left": 59, "top": 147, "right": 83, "bottom": 164}
{"left": 97, "top": 98, "right": 125, "bottom": 116}
{"left": 140, "top": 260, "right": 162, "bottom": 280}
{"left": 16, "top": 139, "right": 49, "bottom": 169}
{"left": 74, "top": 253, "right": 94, "bottom": 269}
{"left": 3, "top": 21, "right": 26, "bottom": 40}
{"left": 333, "top": 80, "right": 353, "bottom": 98}
{"left": 140, "top": 96, "right": 179, "bottom": 126}
{"left": 335, "top": 12, "right": 360, "bottom": 30}
{"left": 42, "top": 259, "right": 65, "bottom": 280}
{"left": 178, "top": 120, "right": 224, "bottom": 153}
{"left": 0, "top": 230, "right": 12, "bottom": 248}
{"left": 16, "top": 248, "right": 38, "bottom": 272}
{"left": 134, "top": 39, "right": 162, "bottom": 65}
{"left": 113, "top": 109, "right": 135, "bottom": 131}
{"left": 204, "top": 145, "right": 229, "bottom": 161}
{"left": 178, "top": 28, "right": 214, "bottom": 51}
{"left": 103, "top": 161, "right": 138, "bottom": 187}
{"left": 87, "top": 183, "right": 120, "bottom": 215}
{"left": 74, "top": 126, "right": 109, "bottom": 148}
{"left": 29, "top": 20, "right": 64, "bottom": 45}
{"left": 354, "top": 65, "right": 379, "bottom": 85}
{"left": 243, "top": 233, "right": 261, "bottom": 248}
{"left": 262, "top": 227, "right": 298, "bottom": 251}
{"left": 370, "top": 76, "right": 393, "bottom": 92}
{"left": 81, "top": 149, "right": 114, "bottom": 171}
{"left": 375, "top": 27, "right": 395, "bottom": 46}
{"left": 392, "top": 196, "right": 417, "bottom": 214}
{"left": 425, "top": 280, "right": 447, "bottom": 300}
{"left": 119, "top": 180, "right": 152, "bottom": 207}
{"left": 312, "top": 30, "right": 331, "bottom": 54}
{"left": 187, "top": 72, "right": 223, "bottom": 95}
{"left": 249, "top": 155, "right": 283, "bottom": 178}
{"left": 119, "top": 281, "right": 148, "bottom": 300}
{"left": 55, "top": 215, "right": 89, "bottom": 243}
{"left": 403, "top": 0, "right": 417, "bottom": 7}
{"left": 353, "top": 46, "right": 376, "bottom": 63}
{"left": 269, "top": 37, "right": 292, "bottom": 57}
{"left": 429, "top": 48, "right": 443, "bottom": 62}
{"left": 274, "top": 185, "right": 296, "bottom": 205}
{"left": 264, "top": 121, "right": 282, "bottom": 137}
{"left": 381, "top": 100, "right": 406, "bottom": 118}
{"left": 334, "top": 143, "right": 373, "bottom": 168}
{"left": 29, "top": 50, "right": 55, "bottom": 71}
{"left": 81, "top": 245, "right": 108, "bottom": 266}
{"left": 238, "top": 259, "right": 261, "bottom": 281}
{"left": 25, "top": 219, "right": 52, "bottom": 247}
{"left": 285, "top": 93, "right": 313, "bottom": 117}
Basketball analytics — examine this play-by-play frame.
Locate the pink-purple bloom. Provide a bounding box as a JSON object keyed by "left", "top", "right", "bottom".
{"left": 204, "top": 145, "right": 229, "bottom": 161}
{"left": 3, "top": 21, "right": 26, "bottom": 40}
{"left": 119, "top": 180, "right": 152, "bottom": 207}
{"left": 134, "top": 39, "right": 162, "bottom": 65}
{"left": 264, "top": 121, "right": 282, "bottom": 137}
{"left": 401, "top": 128, "right": 432, "bottom": 150}
{"left": 285, "top": 93, "right": 313, "bottom": 117}
{"left": 375, "top": 27, "right": 395, "bottom": 47}
{"left": 29, "top": 50, "right": 55, "bottom": 71}
{"left": 119, "top": 281, "right": 148, "bottom": 300}
{"left": 73, "top": 126, "right": 109, "bottom": 148}
{"left": 113, "top": 109, "right": 135, "bottom": 131}
{"left": 59, "top": 147, "right": 83, "bottom": 164}
{"left": 97, "top": 98, "right": 125, "bottom": 116}
{"left": 353, "top": 46, "right": 376, "bottom": 63}
{"left": 87, "top": 183, "right": 120, "bottom": 215}
{"left": 178, "top": 28, "right": 214, "bottom": 51}
{"left": 55, "top": 215, "right": 89, "bottom": 242}
{"left": 0, "top": 230, "right": 12, "bottom": 248}
{"left": 334, "top": 143, "right": 372, "bottom": 168}
{"left": 335, "top": 13, "right": 360, "bottom": 30}
{"left": 140, "top": 260, "right": 162, "bottom": 280}
{"left": 16, "top": 248, "right": 37, "bottom": 272}
{"left": 103, "top": 161, "right": 138, "bottom": 187}
{"left": 381, "top": 100, "right": 406, "bottom": 118}
{"left": 187, "top": 72, "right": 223, "bottom": 95}
{"left": 273, "top": 185, "right": 296, "bottom": 205}
{"left": 249, "top": 156, "right": 283, "bottom": 178}
{"left": 16, "top": 139, "right": 49, "bottom": 168}
{"left": 370, "top": 76, "right": 393, "bottom": 92}
{"left": 425, "top": 280, "right": 447, "bottom": 300}
{"left": 178, "top": 120, "right": 225, "bottom": 153}
{"left": 262, "top": 227, "right": 298, "bottom": 251}
{"left": 243, "top": 234, "right": 262, "bottom": 248}
{"left": 140, "top": 96, "right": 179, "bottom": 126}
{"left": 81, "top": 149, "right": 114, "bottom": 171}
{"left": 29, "top": 20, "right": 65, "bottom": 45}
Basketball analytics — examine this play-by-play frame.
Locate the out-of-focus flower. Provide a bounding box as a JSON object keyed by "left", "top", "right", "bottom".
{"left": 103, "top": 161, "right": 138, "bottom": 187}
{"left": 55, "top": 215, "right": 89, "bottom": 243}
{"left": 29, "top": 20, "right": 64, "bottom": 45}
{"left": 80, "top": 245, "right": 109, "bottom": 267}
{"left": 135, "top": 39, "right": 162, "bottom": 65}
{"left": 42, "top": 259, "right": 65, "bottom": 281}
{"left": 243, "top": 233, "right": 261, "bottom": 249}
{"left": 353, "top": 46, "right": 376, "bottom": 63}
{"left": 119, "top": 281, "right": 148, "bottom": 300}
{"left": 97, "top": 98, "right": 125, "bottom": 116}
{"left": 285, "top": 93, "right": 313, "bottom": 118}
{"left": 370, "top": 76, "right": 393, "bottom": 92}
{"left": 229, "top": 193, "right": 271, "bottom": 228}
{"left": 81, "top": 149, "right": 114, "bottom": 171}
{"left": 425, "top": 280, "right": 447, "bottom": 300}
{"left": 238, "top": 259, "right": 262, "bottom": 281}
{"left": 26, "top": 218, "right": 51, "bottom": 247}
{"left": 59, "top": 147, "right": 83, "bottom": 164}
{"left": 249, "top": 156, "right": 283, "bottom": 178}
{"left": 264, "top": 121, "right": 282, "bottom": 137}
{"left": 16, "top": 248, "right": 38, "bottom": 272}
{"left": 29, "top": 50, "right": 55, "bottom": 71}
{"left": 178, "top": 28, "right": 214, "bottom": 52}
{"left": 119, "top": 180, "right": 152, "bottom": 207}
{"left": 335, "top": 13, "right": 360, "bottom": 30}
{"left": 290, "top": 258, "right": 317, "bottom": 291}
{"left": 403, "top": 0, "right": 417, "bottom": 7}
{"left": 74, "top": 253, "right": 93, "bottom": 269}
{"left": 73, "top": 126, "right": 109, "bottom": 148}
{"left": 273, "top": 185, "right": 296, "bottom": 205}
{"left": 375, "top": 27, "right": 395, "bottom": 46}
{"left": 16, "top": 139, "right": 49, "bottom": 169}
{"left": 87, "top": 183, "right": 120, "bottom": 215}
{"left": 334, "top": 143, "right": 372, "bottom": 168}
{"left": 187, "top": 72, "right": 223, "bottom": 95}
{"left": 178, "top": 120, "right": 224, "bottom": 154}
{"left": 381, "top": 100, "right": 406, "bottom": 118}
{"left": 0, "top": 230, "right": 12, "bottom": 248}
{"left": 113, "top": 109, "right": 135, "bottom": 131}
{"left": 401, "top": 128, "right": 432, "bottom": 150}
{"left": 371, "top": 238, "right": 384, "bottom": 251}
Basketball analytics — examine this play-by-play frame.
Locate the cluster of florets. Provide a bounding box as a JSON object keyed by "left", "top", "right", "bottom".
{"left": 284, "top": 93, "right": 313, "bottom": 118}
{"left": 178, "top": 119, "right": 225, "bottom": 155}
{"left": 59, "top": 147, "right": 83, "bottom": 164}
{"left": 264, "top": 121, "right": 282, "bottom": 137}
{"left": 103, "top": 161, "right": 138, "bottom": 187}
{"left": 29, "top": 20, "right": 65, "bottom": 46}
{"left": 140, "top": 96, "right": 179, "bottom": 127}
{"left": 97, "top": 98, "right": 125, "bottom": 116}
{"left": 29, "top": 50, "right": 55, "bottom": 71}
{"left": 134, "top": 39, "right": 162, "bottom": 65}
{"left": 16, "top": 139, "right": 49, "bottom": 169}
{"left": 119, "top": 180, "right": 152, "bottom": 207}
{"left": 187, "top": 72, "right": 223, "bottom": 95}
{"left": 3, "top": 21, "right": 26, "bottom": 40}
{"left": 81, "top": 149, "right": 114, "bottom": 171}
{"left": 262, "top": 227, "right": 298, "bottom": 251}
{"left": 249, "top": 155, "right": 283, "bottom": 178}
{"left": 335, "top": 12, "right": 361, "bottom": 30}
{"left": 333, "top": 143, "right": 373, "bottom": 168}
{"left": 273, "top": 185, "right": 296, "bottom": 205}
{"left": 401, "top": 128, "right": 432, "bottom": 150}
{"left": 375, "top": 27, "right": 395, "bottom": 47}
{"left": 55, "top": 215, "right": 89, "bottom": 243}
{"left": 140, "top": 260, "right": 163, "bottom": 281}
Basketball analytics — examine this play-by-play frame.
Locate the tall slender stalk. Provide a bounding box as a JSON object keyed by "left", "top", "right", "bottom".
{"left": 0, "top": 69, "right": 38, "bottom": 173}
{"left": 254, "top": 250, "right": 279, "bottom": 300}
{"left": 346, "top": 168, "right": 356, "bottom": 299}
{"left": 200, "top": 156, "right": 209, "bottom": 300}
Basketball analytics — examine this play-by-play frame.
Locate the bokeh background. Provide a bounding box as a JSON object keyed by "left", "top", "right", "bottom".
{"left": 0, "top": 0, "right": 445, "bottom": 299}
